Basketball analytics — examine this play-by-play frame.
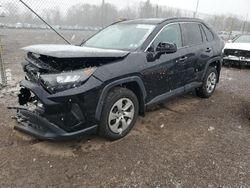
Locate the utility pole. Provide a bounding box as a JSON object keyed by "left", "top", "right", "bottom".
{"left": 242, "top": 14, "right": 248, "bottom": 34}
{"left": 228, "top": 18, "right": 235, "bottom": 40}
{"left": 101, "top": 0, "right": 105, "bottom": 28}
{"left": 194, "top": 0, "right": 200, "bottom": 18}
{"left": 156, "top": 5, "right": 159, "bottom": 18}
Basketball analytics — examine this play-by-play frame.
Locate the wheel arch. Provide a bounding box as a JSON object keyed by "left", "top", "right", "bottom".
{"left": 95, "top": 76, "right": 147, "bottom": 121}
{"left": 203, "top": 56, "right": 222, "bottom": 83}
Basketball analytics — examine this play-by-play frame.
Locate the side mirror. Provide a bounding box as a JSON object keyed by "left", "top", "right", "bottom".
{"left": 156, "top": 42, "right": 177, "bottom": 54}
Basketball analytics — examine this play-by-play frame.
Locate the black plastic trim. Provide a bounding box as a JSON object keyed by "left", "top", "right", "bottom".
{"left": 146, "top": 82, "right": 202, "bottom": 107}
{"left": 95, "top": 76, "right": 147, "bottom": 120}
{"left": 15, "top": 109, "right": 97, "bottom": 140}
{"left": 203, "top": 56, "right": 222, "bottom": 81}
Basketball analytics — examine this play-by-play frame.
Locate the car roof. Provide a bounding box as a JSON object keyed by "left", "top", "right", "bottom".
{"left": 119, "top": 17, "right": 204, "bottom": 25}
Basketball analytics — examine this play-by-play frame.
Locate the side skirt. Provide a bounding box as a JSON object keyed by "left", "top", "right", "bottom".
{"left": 146, "top": 82, "right": 202, "bottom": 107}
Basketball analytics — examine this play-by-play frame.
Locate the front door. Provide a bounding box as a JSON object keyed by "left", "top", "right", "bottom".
{"left": 142, "top": 23, "right": 188, "bottom": 102}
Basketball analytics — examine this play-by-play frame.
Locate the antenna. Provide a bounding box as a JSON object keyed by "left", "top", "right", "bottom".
{"left": 19, "top": 0, "right": 71, "bottom": 45}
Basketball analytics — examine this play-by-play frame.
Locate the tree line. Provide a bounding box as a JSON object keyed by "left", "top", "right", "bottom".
{"left": 1, "top": 0, "right": 250, "bottom": 33}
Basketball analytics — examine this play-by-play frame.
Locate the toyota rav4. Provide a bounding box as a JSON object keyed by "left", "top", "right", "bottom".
{"left": 14, "top": 18, "right": 224, "bottom": 140}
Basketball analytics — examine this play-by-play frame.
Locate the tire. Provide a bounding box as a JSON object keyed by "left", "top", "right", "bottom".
{"left": 196, "top": 66, "right": 218, "bottom": 98}
{"left": 99, "top": 87, "right": 139, "bottom": 140}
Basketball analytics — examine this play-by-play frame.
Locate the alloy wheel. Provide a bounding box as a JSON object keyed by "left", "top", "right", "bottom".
{"left": 108, "top": 98, "right": 135, "bottom": 134}
{"left": 206, "top": 72, "right": 217, "bottom": 93}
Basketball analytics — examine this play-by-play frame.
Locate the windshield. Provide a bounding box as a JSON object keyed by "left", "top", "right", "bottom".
{"left": 234, "top": 35, "right": 250, "bottom": 43}
{"left": 83, "top": 24, "right": 156, "bottom": 51}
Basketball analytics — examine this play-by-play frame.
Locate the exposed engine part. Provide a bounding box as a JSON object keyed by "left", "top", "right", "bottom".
{"left": 18, "top": 87, "right": 32, "bottom": 105}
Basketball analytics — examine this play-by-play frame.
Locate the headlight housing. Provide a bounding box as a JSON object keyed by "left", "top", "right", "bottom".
{"left": 40, "top": 67, "right": 96, "bottom": 92}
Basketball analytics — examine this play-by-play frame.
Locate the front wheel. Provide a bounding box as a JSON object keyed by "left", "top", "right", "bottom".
{"left": 99, "top": 87, "right": 139, "bottom": 140}
{"left": 196, "top": 67, "right": 218, "bottom": 98}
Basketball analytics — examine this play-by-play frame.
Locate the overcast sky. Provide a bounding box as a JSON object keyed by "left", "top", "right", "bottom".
{"left": 1, "top": 0, "right": 250, "bottom": 18}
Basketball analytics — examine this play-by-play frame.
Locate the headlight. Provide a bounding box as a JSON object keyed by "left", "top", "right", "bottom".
{"left": 40, "top": 67, "right": 96, "bottom": 92}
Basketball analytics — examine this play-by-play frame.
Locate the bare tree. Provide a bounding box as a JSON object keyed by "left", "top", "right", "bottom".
{"left": 1, "top": 0, "right": 250, "bottom": 33}
{"left": 139, "top": 0, "right": 154, "bottom": 18}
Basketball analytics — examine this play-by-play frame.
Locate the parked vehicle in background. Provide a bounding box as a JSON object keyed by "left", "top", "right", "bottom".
{"left": 218, "top": 31, "right": 231, "bottom": 41}
{"left": 13, "top": 18, "right": 224, "bottom": 141}
{"left": 223, "top": 34, "right": 250, "bottom": 68}
{"left": 218, "top": 31, "right": 242, "bottom": 41}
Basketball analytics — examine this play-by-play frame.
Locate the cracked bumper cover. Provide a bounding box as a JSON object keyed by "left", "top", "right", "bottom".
{"left": 15, "top": 109, "right": 98, "bottom": 140}
{"left": 14, "top": 77, "right": 102, "bottom": 140}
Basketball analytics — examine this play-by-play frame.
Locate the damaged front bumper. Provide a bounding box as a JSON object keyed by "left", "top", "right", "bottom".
{"left": 12, "top": 78, "right": 102, "bottom": 140}
{"left": 14, "top": 108, "right": 98, "bottom": 140}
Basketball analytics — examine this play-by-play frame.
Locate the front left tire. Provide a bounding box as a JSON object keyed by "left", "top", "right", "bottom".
{"left": 99, "top": 87, "right": 139, "bottom": 140}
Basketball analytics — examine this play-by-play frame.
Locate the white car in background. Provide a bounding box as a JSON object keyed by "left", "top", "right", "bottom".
{"left": 223, "top": 34, "right": 250, "bottom": 68}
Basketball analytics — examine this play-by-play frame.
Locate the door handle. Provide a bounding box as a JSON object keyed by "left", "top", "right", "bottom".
{"left": 205, "top": 47, "right": 212, "bottom": 52}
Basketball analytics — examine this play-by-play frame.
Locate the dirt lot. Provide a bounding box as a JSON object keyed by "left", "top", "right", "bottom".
{"left": 0, "top": 29, "right": 250, "bottom": 188}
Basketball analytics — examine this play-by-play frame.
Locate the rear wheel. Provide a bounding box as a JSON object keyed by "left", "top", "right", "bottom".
{"left": 196, "top": 67, "right": 218, "bottom": 98}
{"left": 99, "top": 87, "right": 139, "bottom": 140}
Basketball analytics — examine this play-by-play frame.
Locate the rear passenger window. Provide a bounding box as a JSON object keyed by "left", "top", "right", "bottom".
{"left": 201, "top": 25, "right": 214, "bottom": 42}
{"left": 182, "top": 23, "right": 202, "bottom": 46}
{"left": 199, "top": 25, "right": 207, "bottom": 42}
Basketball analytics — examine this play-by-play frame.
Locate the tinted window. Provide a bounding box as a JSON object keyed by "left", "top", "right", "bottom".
{"left": 199, "top": 25, "right": 207, "bottom": 42}
{"left": 151, "top": 24, "right": 182, "bottom": 50}
{"left": 202, "top": 25, "right": 214, "bottom": 42}
{"left": 182, "top": 23, "right": 202, "bottom": 46}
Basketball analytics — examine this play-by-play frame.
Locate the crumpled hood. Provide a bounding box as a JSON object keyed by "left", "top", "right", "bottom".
{"left": 22, "top": 44, "right": 130, "bottom": 58}
{"left": 224, "top": 43, "right": 250, "bottom": 51}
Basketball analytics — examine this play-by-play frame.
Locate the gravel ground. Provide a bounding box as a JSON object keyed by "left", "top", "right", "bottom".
{"left": 0, "top": 29, "right": 249, "bottom": 188}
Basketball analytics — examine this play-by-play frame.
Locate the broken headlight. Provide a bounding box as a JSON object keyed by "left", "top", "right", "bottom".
{"left": 40, "top": 67, "right": 96, "bottom": 92}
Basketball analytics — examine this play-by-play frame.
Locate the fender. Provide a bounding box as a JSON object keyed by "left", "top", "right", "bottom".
{"left": 202, "top": 56, "right": 222, "bottom": 82}
{"left": 95, "top": 76, "right": 147, "bottom": 121}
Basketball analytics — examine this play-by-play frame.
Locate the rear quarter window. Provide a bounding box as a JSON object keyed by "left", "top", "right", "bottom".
{"left": 201, "top": 24, "right": 214, "bottom": 42}
{"left": 181, "top": 23, "right": 203, "bottom": 46}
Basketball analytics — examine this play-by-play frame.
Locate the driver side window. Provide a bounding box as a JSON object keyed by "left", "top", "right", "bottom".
{"left": 151, "top": 24, "right": 182, "bottom": 51}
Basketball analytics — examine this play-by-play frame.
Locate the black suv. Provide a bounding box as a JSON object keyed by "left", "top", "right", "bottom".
{"left": 15, "top": 18, "right": 224, "bottom": 140}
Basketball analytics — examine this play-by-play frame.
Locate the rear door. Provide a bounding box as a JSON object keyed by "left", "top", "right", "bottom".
{"left": 180, "top": 22, "right": 204, "bottom": 85}
{"left": 197, "top": 24, "right": 215, "bottom": 79}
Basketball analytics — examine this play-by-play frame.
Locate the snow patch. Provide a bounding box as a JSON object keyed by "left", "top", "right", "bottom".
{"left": 208, "top": 126, "right": 215, "bottom": 132}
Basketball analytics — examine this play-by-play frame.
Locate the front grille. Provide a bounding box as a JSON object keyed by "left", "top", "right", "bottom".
{"left": 24, "top": 63, "right": 40, "bottom": 82}
{"left": 224, "top": 49, "right": 250, "bottom": 58}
